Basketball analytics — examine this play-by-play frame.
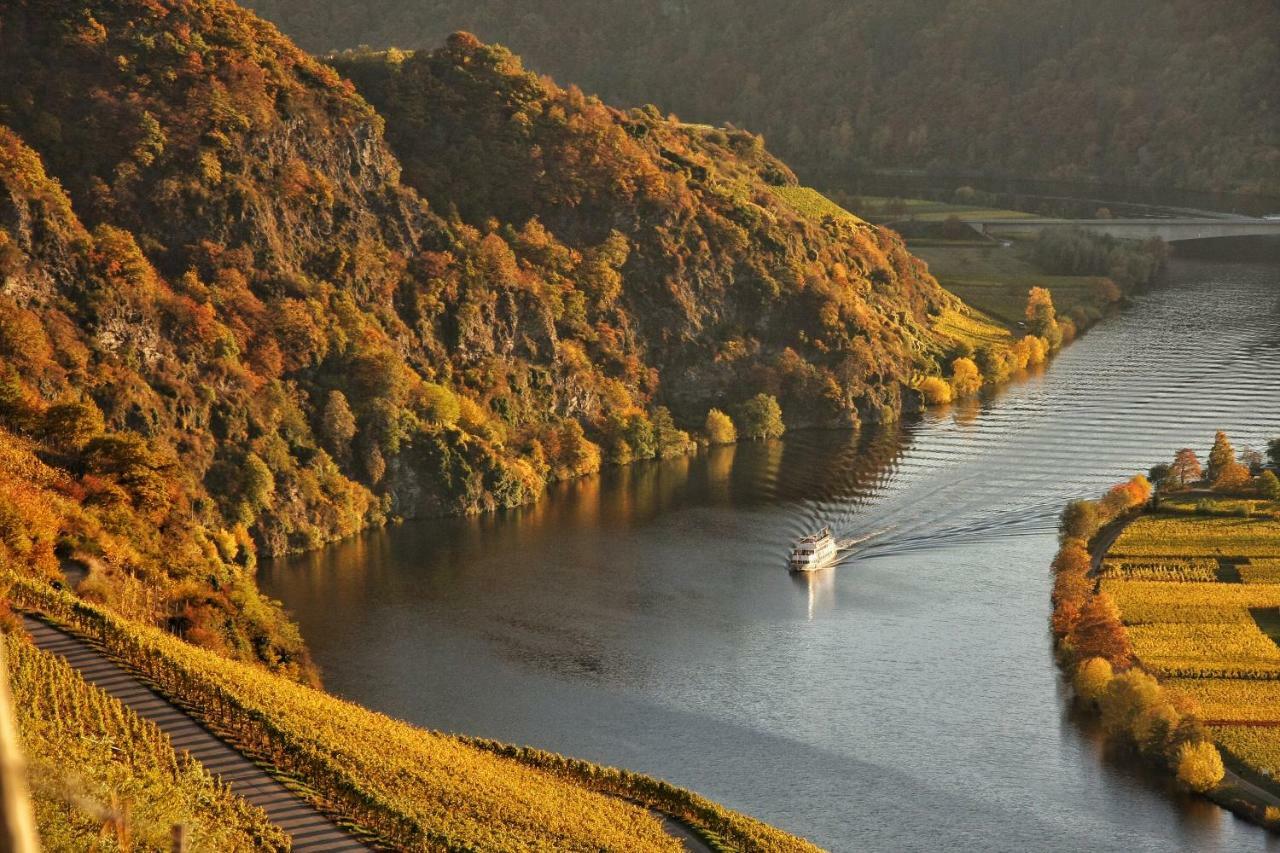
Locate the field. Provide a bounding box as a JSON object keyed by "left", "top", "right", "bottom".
{"left": 851, "top": 196, "right": 1035, "bottom": 223}
{"left": 7, "top": 576, "right": 821, "bottom": 853}
{"left": 7, "top": 634, "right": 286, "bottom": 851}
{"left": 1112, "top": 514, "right": 1280, "bottom": 557}
{"left": 912, "top": 243, "right": 1114, "bottom": 325}
{"left": 770, "top": 185, "right": 866, "bottom": 225}
{"left": 930, "top": 304, "right": 1013, "bottom": 351}
{"left": 1103, "top": 494, "right": 1280, "bottom": 788}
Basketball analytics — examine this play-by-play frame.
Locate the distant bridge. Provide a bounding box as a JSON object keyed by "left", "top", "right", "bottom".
{"left": 967, "top": 217, "right": 1280, "bottom": 243}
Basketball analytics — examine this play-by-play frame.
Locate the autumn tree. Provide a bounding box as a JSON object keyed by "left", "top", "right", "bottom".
{"left": 1168, "top": 448, "right": 1202, "bottom": 488}
{"left": 39, "top": 400, "right": 105, "bottom": 452}
{"left": 1069, "top": 592, "right": 1132, "bottom": 669}
{"left": 1176, "top": 741, "right": 1224, "bottom": 792}
{"left": 736, "top": 394, "right": 784, "bottom": 441}
{"left": 950, "top": 356, "right": 982, "bottom": 397}
{"left": 1098, "top": 668, "right": 1162, "bottom": 741}
{"left": 320, "top": 390, "right": 357, "bottom": 462}
{"left": 1207, "top": 431, "right": 1235, "bottom": 483}
{"left": 704, "top": 408, "right": 736, "bottom": 445}
{"left": 1212, "top": 460, "right": 1251, "bottom": 492}
{"left": 918, "top": 376, "right": 952, "bottom": 406}
{"left": 1025, "top": 286, "right": 1062, "bottom": 349}
{"left": 1073, "top": 657, "right": 1113, "bottom": 705}
{"left": 1060, "top": 500, "right": 1100, "bottom": 542}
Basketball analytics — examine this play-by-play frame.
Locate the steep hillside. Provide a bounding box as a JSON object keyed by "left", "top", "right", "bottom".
{"left": 331, "top": 38, "right": 951, "bottom": 428}
{"left": 0, "top": 0, "right": 956, "bottom": 671}
{"left": 246, "top": 0, "right": 1280, "bottom": 196}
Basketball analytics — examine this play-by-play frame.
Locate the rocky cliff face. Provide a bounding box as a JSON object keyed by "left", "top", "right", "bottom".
{"left": 333, "top": 39, "right": 952, "bottom": 429}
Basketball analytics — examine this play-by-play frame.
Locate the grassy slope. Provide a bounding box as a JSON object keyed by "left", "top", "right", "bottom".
{"left": 7, "top": 633, "right": 287, "bottom": 851}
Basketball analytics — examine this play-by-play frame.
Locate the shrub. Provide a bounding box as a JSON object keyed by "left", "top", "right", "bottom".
{"left": 918, "top": 375, "right": 952, "bottom": 406}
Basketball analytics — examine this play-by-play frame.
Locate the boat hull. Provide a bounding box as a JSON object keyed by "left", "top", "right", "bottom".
{"left": 788, "top": 556, "right": 839, "bottom": 573}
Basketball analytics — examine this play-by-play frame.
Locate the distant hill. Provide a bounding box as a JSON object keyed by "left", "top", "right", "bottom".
{"left": 245, "top": 0, "right": 1280, "bottom": 196}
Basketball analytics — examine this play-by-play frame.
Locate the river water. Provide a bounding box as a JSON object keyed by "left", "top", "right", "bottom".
{"left": 263, "top": 257, "right": 1280, "bottom": 852}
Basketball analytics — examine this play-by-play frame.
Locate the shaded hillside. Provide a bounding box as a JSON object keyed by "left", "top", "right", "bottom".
{"left": 0, "top": 0, "right": 955, "bottom": 669}
{"left": 248, "top": 0, "right": 1280, "bottom": 196}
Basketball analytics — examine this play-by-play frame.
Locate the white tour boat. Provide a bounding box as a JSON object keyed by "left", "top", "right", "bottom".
{"left": 788, "top": 527, "right": 839, "bottom": 572}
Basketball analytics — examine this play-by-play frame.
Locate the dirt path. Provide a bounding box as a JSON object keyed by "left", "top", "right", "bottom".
{"left": 22, "top": 615, "right": 371, "bottom": 852}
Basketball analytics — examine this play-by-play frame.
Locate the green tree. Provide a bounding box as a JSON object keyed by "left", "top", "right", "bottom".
{"left": 1268, "top": 437, "right": 1280, "bottom": 468}
{"left": 242, "top": 452, "right": 276, "bottom": 511}
{"left": 1259, "top": 470, "right": 1280, "bottom": 501}
{"left": 624, "top": 413, "right": 656, "bottom": 460}
{"left": 419, "top": 383, "right": 460, "bottom": 426}
{"left": 704, "top": 408, "right": 736, "bottom": 444}
{"left": 736, "top": 394, "right": 784, "bottom": 441}
{"left": 651, "top": 407, "right": 690, "bottom": 458}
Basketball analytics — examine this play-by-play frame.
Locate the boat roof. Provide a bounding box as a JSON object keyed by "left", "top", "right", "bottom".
{"left": 795, "top": 526, "right": 832, "bottom": 544}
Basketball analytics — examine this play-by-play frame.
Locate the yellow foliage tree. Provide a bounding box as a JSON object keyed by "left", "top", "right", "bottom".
{"left": 950, "top": 357, "right": 982, "bottom": 397}
{"left": 704, "top": 409, "right": 736, "bottom": 445}
{"left": 1073, "top": 657, "right": 1113, "bottom": 704}
{"left": 1175, "top": 740, "right": 1224, "bottom": 792}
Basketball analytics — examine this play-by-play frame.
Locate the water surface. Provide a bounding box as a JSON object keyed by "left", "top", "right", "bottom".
{"left": 264, "top": 257, "right": 1280, "bottom": 852}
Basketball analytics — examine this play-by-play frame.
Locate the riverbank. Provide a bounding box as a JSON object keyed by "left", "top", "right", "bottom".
{"left": 1051, "top": 448, "right": 1280, "bottom": 834}
{"left": 266, "top": 256, "right": 1280, "bottom": 851}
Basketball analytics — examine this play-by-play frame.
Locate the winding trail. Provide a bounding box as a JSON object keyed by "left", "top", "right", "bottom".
{"left": 22, "top": 615, "right": 372, "bottom": 852}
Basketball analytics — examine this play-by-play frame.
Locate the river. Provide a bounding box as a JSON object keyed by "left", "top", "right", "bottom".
{"left": 262, "top": 256, "right": 1280, "bottom": 852}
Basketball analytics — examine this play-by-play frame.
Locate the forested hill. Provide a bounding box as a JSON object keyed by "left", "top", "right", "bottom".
{"left": 0, "top": 0, "right": 954, "bottom": 672}
{"left": 245, "top": 0, "right": 1280, "bottom": 196}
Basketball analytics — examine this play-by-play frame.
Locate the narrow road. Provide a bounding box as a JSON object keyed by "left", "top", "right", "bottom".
{"left": 22, "top": 616, "right": 371, "bottom": 852}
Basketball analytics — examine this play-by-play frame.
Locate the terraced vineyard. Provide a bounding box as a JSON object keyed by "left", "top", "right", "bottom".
{"left": 6, "top": 634, "right": 286, "bottom": 851}
{"left": 1103, "top": 497, "right": 1280, "bottom": 788}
